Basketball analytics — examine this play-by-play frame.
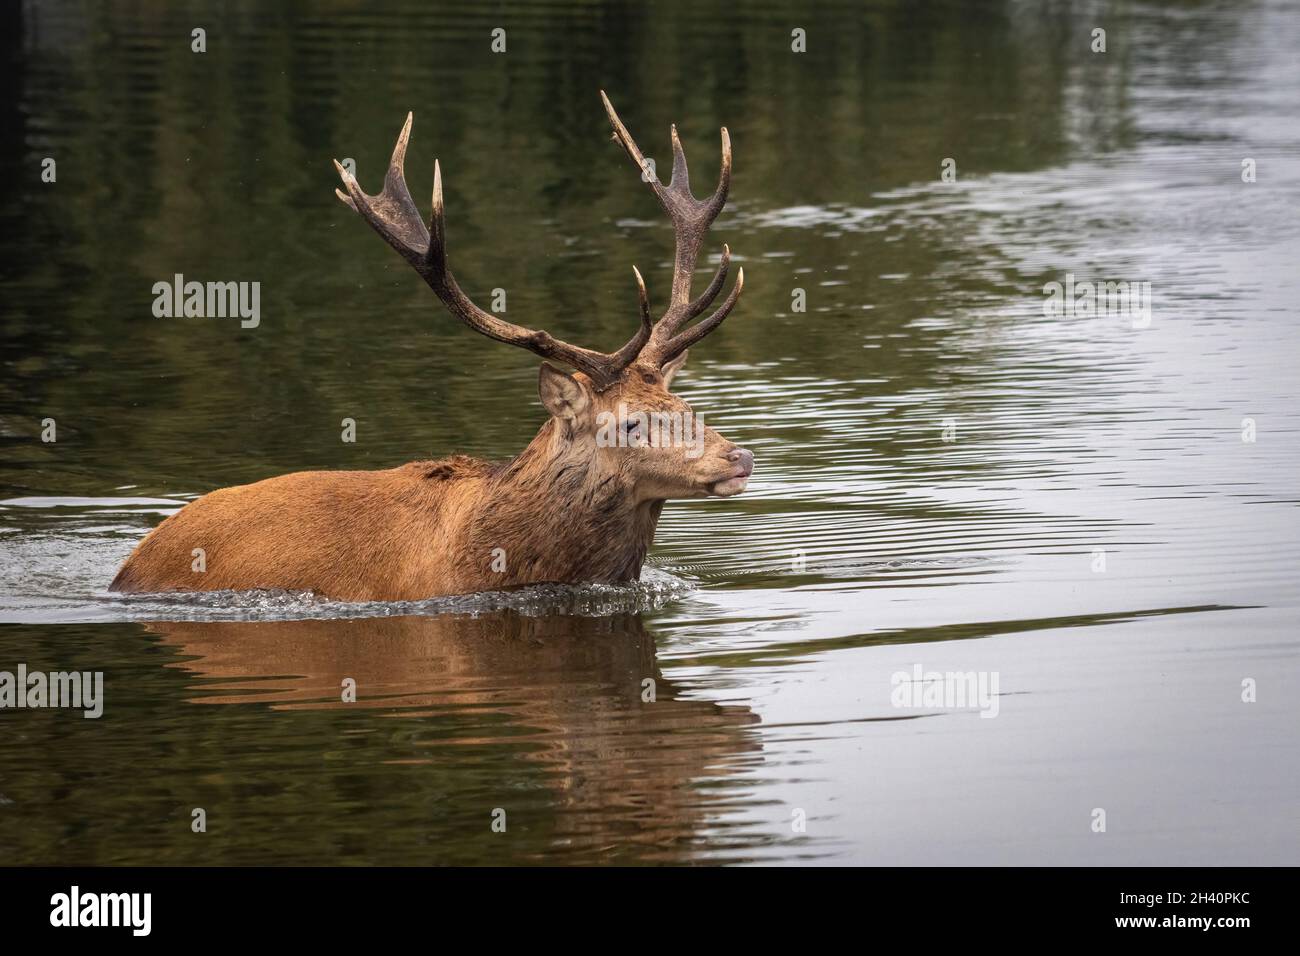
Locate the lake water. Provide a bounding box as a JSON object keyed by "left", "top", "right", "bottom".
{"left": 1, "top": 0, "right": 1297, "bottom": 864}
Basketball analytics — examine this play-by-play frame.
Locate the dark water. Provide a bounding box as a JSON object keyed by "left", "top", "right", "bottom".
{"left": 2, "top": 0, "right": 1298, "bottom": 864}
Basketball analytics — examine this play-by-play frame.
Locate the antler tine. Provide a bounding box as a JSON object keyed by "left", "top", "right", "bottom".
{"left": 426, "top": 158, "right": 448, "bottom": 278}
{"left": 385, "top": 110, "right": 414, "bottom": 194}
{"left": 684, "top": 243, "right": 731, "bottom": 321}
{"left": 669, "top": 124, "right": 690, "bottom": 194}
{"left": 335, "top": 113, "right": 649, "bottom": 389}
{"left": 656, "top": 267, "right": 745, "bottom": 365}
{"left": 606, "top": 266, "right": 654, "bottom": 370}
{"left": 601, "top": 91, "right": 662, "bottom": 205}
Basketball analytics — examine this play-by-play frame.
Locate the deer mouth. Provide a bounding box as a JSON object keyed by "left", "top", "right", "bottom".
{"left": 710, "top": 475, "right": 749, "bottom": 497}
{"left": 709, "top": 454, "right": 753, "bottom": 497}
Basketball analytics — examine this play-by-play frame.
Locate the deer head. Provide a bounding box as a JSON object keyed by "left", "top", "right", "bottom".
{"left": 334, "top": 92, "right": 754, "bottom": 502}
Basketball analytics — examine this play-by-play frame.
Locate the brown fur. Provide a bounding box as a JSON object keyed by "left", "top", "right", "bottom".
{"left": 110, "top": 362, "right": 752, "bottom": 601}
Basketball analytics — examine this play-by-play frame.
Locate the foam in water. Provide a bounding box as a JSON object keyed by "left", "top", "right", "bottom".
{"left": 98, "top": 565, "right": 694, "bottom": 622}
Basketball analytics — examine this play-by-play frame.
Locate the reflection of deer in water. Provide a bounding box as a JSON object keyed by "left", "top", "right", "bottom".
{"left": 146, "top": 613, "right": 761, "bottom": 859}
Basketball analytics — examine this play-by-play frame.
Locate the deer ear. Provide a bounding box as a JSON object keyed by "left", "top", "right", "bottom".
{"left": 538, "top": 363, "right": 591, "bottom": 421}
{"left": 661, "top": 350, "right": 689, "bottom": 388}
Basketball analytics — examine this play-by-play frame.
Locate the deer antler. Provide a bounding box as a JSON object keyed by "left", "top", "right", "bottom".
{"left": 334, "top": 113, "right": 651, "bottom": 390}
{"left": 599, "top": 91, "right": 744, "bottom": 368}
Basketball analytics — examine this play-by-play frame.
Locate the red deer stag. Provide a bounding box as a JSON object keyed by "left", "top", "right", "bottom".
{"left": 110, "top": 93, "right": 753, "bottom": 602}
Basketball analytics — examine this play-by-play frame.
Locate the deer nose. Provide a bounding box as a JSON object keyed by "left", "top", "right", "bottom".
{"left": 727, "top": 447, "right": 754, "bottom": 477}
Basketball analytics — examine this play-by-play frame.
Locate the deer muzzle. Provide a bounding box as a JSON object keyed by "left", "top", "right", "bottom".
{"left": 711, "top": 447, "right": 754, "bottom": 497}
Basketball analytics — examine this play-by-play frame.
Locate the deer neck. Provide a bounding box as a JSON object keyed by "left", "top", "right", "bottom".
{"left": 467, "top": 421, "right": 663, "bottom": 585}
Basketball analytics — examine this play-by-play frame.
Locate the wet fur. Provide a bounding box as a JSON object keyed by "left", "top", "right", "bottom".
{"left": 109, "top": 368, "right": 727, "bottom": 601}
